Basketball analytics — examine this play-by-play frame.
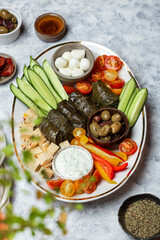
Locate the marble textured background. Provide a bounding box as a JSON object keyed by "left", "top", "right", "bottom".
{"left": 0, "top": 0, "right": 160, "bottom": 239}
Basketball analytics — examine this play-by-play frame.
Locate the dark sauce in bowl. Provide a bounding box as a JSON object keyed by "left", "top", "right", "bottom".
{"left": 34, "top": 13, "right": 66, "bottom": 42}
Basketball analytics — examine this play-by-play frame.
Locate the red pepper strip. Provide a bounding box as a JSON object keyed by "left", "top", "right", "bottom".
{"left": 90, "top": 143, "right": 124, "bottom": 162}
{"left": 92, "top": 153, "right": 114, "bottom": 180}
{"left": 112, "top": 162, "right": 128, "bottom": 172}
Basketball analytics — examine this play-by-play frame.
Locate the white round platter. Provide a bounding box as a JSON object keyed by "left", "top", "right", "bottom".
{"left": 12, "top": 41, "right": 147, "bottom": 203}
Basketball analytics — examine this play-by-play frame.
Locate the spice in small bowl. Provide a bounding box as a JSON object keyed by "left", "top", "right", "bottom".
{"left": 34, "top": 13, "right": 66, "bottom": 42}
{"left": 118, "top": 194, "right": 160, "bottom": 240}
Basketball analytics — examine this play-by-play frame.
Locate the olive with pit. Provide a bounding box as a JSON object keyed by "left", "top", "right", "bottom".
{"left": 101, "top": 110, "right": 111, "bottom": 121}
{"left": 100, "top": 136, "right": 111, "bottom": 141}
{"left": 0, "top": 9, "right": 11, "bottom": 21}
{"left": 111, "top": 122, "right": 122, "bottom": 134}
{"left": 89, "top": 122, "right": 100, "bottom": 138}
{"left": 111, "top": 113, "right": 122, "bottom": 123}
{"left": 10, "top": 14, "right": 17, "bottom": 24}
{"left": 0, "top": 26, "right": 8, "bottom": 34}
{"left": 98, "top": 125, "right": 111, "bottom": 137}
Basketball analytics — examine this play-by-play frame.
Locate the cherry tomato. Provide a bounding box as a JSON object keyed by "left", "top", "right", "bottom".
{"left": 111, "top": 88, "right": 123, "bottom": 95}
{"left": 60, "top": 180, "right": 75, "bottom": 197}
{"left": 108, "top": 78, "right": 125, "bottom": 88}
{"left": 92, "top": 69, "right": 105, "bottom": 82}
{"left": 85, "top": 182, "right": 96, "bottom": 194}
{"left": 73, "top": 128, "right": 86, "bottom": 139}
{"left": 104, "top": 69, "right": 118, "bottom": 81}
{"left": 70, "top": 138, "right": 81, "bottom": 146}
{"left": 92, "top": 169, "right": 101, "bottom": 184}
{"left": 95, "top": 55, "right": 108, "bottom": 71}
{"left": 76, "top": 81, "right": 92, "bottom": 94}
{"left": 79, "top": 175, "right": 91, "bottom": 191}
{"left": 0, "top": 56, "right": 5, "bottom": 68}
{"left": 74, "top": 180, "right": 84, "bottom": 194}
{"left": 105, "top": 55, "right": 122, "bottom": 71}
{"left": 47, "top": 179, "right": 64, "bottom": 190}
{"left": 119, "top": 138, "right": 138, "bottom": 156}
{"left": 63, "top": 84, "right": 77, "bottom": 94}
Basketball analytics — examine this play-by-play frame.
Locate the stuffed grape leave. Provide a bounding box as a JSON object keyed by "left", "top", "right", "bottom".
{"left": 69, "top": 91, "right": 98, "bottom": 118}
{"left": 39, "top": 119, "right": 63, "bottom": 144}
{"left": 91, "top": 80, "right": 119, "bottom": 108}
{"left": 47, "top": 109, "right": 73, "bottom": 141}
{"left": 57, "top": 100, "right": 86, "bottom": 129}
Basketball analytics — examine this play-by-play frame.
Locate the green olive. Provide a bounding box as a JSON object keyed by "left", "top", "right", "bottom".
{"left": 101, "top": 110, "right": 111, "bottom": 121}
{"left": 111, "top": 122, "right": 122, "bottom": 134}
{"left": 111, "top": 113, "right": 122, "bottom": 123}
{"left": 0, "top": 26, "right": 8, "bottom": 34}
{"left": 100, "top": 136, "right": 111, "bottom": 141}
{"left": 89, "top": 122, "right": 100, "bottom": 138}
{"left": 10, "top": 14, "right": 17, "bottom": 24}
{"left": 98, "top": 125, "right": 111, "bottom": 137}
{"left": 0, "top": 9, "right": 11, "bottom": 20}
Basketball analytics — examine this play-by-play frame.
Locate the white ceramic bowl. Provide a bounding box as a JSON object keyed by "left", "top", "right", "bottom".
{"left": 0, "top": 7, "right": 22, "bottom": 45}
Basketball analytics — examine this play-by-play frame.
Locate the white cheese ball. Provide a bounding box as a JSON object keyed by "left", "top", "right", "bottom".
{"left": 59, "top": 68, "right": 72, "bottom": 77}
{"left": 69, "top": 57, "right": 80, "bottom": 69}
{"left": 55, "top": 57, "right": 67, "bottom": 69}
{"left": 80, "top": 58, "right": 91, "bottom": 71}
{"left": 62, "top": 51, "right": 71, "bottom": 62}
{"left": 71, "top": 49, "right": 85, "bottom": 60}
{"left": 72, "top": 68, "right": 84, "bottom": 77}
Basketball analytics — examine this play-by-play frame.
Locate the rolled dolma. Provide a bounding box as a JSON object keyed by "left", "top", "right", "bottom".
{"left": 69, "top": 91, "right": 98, "bottom": 118}
{"left": 57, "top": 100, "right": 86, "bottom": 129}
{"left": 91, "top": 80, "right": 119, "bottom": 108}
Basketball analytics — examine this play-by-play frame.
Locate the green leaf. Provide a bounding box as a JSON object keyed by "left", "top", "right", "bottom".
{"left": 43, "top": 228, "right": 52, "bottom": 235}
{"left": 75, "top": 203, "right": 83, "bottom": 211}
{"left": 24, "top": 170, "right": 32, "bottom": 182}
{"left": 22, "top": 150, "right": 33, "bottom": 164}
{"left": 34, "top": 117, "right": 43, "bottom": 126}
{"left": 2, "top": 144, "right": 14, "bottom": 157}
{"left": 44, "top": 192, "right": 56, "bottom": 204}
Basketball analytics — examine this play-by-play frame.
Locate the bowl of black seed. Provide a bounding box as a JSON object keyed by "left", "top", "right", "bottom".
{"left": 118, "top": 194, "right": 160, "bottom": 240}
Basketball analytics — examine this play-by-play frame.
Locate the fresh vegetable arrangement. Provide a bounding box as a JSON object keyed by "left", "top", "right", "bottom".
{"left": 11, "top": 48, "right": 148, "bottom": 198}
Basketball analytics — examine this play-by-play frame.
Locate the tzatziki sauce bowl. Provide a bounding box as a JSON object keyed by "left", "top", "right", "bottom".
{"left": 52, "top": 145, "right": 94, "bottom": 181}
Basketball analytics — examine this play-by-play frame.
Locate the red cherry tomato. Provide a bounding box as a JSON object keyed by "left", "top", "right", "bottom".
{"left": 92, "top": 69, "right": 105, "bottom": 82}
{"left": 105, "top": 55, "right": 122, "bottom": 71}
{"left": 119, "top": 139, "right": 138, "bottom": 156}
{"left": 95, "top": 55, "right": 108, "bottom": 71}
{"left": 92, "top": 169, "right": 101, "bottom": 184}
{"left": 76, "top": 81, "right": 92, "bottom": 94}
{"left": 74, "top": 180, "right": 84, "bottom": 194}
{"left": 85, "top": 182, "right": 96, "bottom": 194}
{"left": 63, "top": 84, "right": 77, "bottom": 94}
{"left": 46, "top": 179, "right": 64, "bottom": 190}
{"left": 108, "top": 78, "right": 125, "bottom": 89}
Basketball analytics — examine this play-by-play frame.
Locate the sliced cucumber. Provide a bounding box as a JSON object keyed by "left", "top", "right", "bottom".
{"left": 23, "top": 65, "right": 30, "bottom": 82}
{"left": 118, "top": 78, "right": 136, "bottom": 113}
{"left": 127, "top": 88, "right": 148, "bottom": 127}
{"left": 30, "top": 56, "right": 40, "bottom": 70}
{"left": 125, "top": 88, "right": 139, "bottom": 115}
{"left": 43, "top": 59, "right": 68, "bottom": 100}
{"left": 16, "top": 77, "right": 51, "bottom": 112}
{"left": 119, "top": 80, "right": 129, "bottom": 101}
{"left": 10, "top": 84, "right": 45, "bottom": 117}
{"left": 28, "top": 69, "right": 57, "bottom": 109}
{"left": 33, "top": 64, "right": 62, "bottom": 103}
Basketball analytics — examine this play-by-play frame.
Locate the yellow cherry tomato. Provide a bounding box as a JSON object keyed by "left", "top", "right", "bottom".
{"left": 104, "top": 69, "right": 118, "bottom": 81}
{"left": 60, "top": 180, "right": 75, "bottom": 197}
{"left": 73, "top": 128, "right": 86, "bottom": 139}
{"left": 70, "top": 138, "right": 81, "bottom": 146}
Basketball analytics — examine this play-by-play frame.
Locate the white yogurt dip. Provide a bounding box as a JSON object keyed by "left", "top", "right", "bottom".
{"left": 52, "top": 146, "right": 93, "bottom": 180}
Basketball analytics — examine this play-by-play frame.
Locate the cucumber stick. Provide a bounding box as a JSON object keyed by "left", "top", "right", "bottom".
{"left": 23, "top": 65, "right": 30, "bottom": 82}
{"left": 30, "top": 56, "right": 40, "bottom": 70}
{"left": 127, "top": 88, "right": 148, "bottom": 127}
{"left": 33, "top": 64, "right": 62, "bottom": 103}
{"left": 125, "top": 87, "right": 139, "bottom": 115}
{"left": 28, "top": 69, "right": 57, "bottom": 109}
{"left": 118, "top": 78, "right": 136, "bottom": 113}
{"left": 17, "top": 77, "right": 51, "bottom": 112}
{"left": 10, "top": 84, "right": 45, "bottom": 117}
{"left": 43, "top": 60, "right": 68, "bottom": 101}
{"left": 119, "top": 80, "right": 129, "bottom": 101}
